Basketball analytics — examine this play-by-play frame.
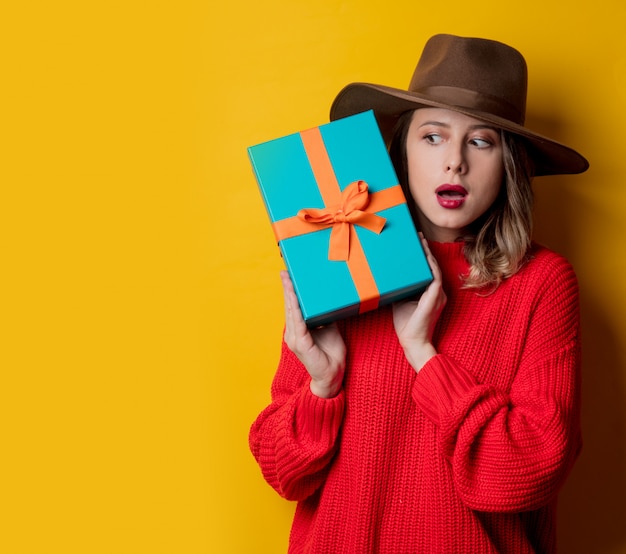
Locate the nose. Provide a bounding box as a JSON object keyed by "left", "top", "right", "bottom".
{"left": 445, "top": 145, "right": 466, "bottom": 174}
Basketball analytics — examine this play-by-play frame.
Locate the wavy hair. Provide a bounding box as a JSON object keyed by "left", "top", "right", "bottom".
{"left": 388, "top": 110, "right": 535, "bottom": 291}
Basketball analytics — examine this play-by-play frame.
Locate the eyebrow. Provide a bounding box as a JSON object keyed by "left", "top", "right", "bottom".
{"left": 418, "top": 120, "right": 499, "bottom": 132}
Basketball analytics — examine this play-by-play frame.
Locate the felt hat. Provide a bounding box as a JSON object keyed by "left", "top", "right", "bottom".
{"left": 330, "top": 34, "right": 588, "bottom": 176}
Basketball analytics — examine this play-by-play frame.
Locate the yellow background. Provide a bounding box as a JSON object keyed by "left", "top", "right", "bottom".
{"left": 2, "top": 1, "right": 625, "bottom": 553}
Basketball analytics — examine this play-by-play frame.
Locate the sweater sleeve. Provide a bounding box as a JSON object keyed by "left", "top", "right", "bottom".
{"left": 249, "top": 338, "right": 345, "bottom": 501}
{"left": 411, "top": 256, "right": 582, "bottom": 513}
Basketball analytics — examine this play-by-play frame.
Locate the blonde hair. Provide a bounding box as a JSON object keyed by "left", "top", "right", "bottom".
{"left": 388, "top": 110, "right": 535, "bottom": 291}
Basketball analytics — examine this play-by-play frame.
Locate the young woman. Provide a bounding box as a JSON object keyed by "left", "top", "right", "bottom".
{"left": 250, "top": 34, "right": 588, "bottom": 553}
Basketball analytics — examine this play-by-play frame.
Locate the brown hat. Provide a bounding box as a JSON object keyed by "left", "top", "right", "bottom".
{"left": 330, "top": 34, "right": 588, "bottom": 176}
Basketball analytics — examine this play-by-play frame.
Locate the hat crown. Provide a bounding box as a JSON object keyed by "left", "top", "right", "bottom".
{"left": 409, "top": 34, "right": 528, "bottom": 125}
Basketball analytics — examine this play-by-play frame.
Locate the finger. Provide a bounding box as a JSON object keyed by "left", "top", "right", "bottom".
{"left": 280, "top": 270, "right": 310, "bottom": 342}
{"left": 420, "top": 238, "right": 443, "bottom": 284}
{"left": 280, "top": 270, "right": 302, "bottom": 343}
{"left": 280, "top": 270, "right": 295, "bottom": 312}
{"left": 280, "top": 270, "right": 294, "bottom": 333}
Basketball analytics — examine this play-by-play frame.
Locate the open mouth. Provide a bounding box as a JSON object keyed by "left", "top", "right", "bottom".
{"left": 435, "top": 184, "right": 467, "bottom": 209}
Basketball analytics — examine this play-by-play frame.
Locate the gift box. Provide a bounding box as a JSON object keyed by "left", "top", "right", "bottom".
{"left": 248, "top": 110, "right": 432, "bottom": 328}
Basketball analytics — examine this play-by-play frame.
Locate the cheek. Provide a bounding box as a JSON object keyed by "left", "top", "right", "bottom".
{"left": 491, "top": 162, "right": 505, "bottom": 196}
{"left": 487, "top": 170, "right": 504, "bottom": 196}
{"left": 406, "top": 150, "right": 435, "bottom": 196}
{"left": 480, "top": 169, "right": 505, "bottom": 210}
{"left": 406, "top": 167, "right": 427, "bottom": 204}
{"left": 478, "top": 155, "right": 505, "bottom": 198}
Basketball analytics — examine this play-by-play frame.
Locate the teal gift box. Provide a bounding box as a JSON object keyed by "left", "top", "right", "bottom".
{"left": 248, "top": 110, "right": 432, "bottom": 327}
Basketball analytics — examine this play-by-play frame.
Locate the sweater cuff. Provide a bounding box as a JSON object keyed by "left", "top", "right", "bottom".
{"left": 412, "top": 354, "right": 477, "bottom": 424}
{"left": 295, "top": 385, "right": 345, "bottom": 444}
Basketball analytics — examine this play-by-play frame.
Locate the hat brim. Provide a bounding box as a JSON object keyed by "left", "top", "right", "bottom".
{"left": 330, "top": 83, "right": 589, "bottom": 177}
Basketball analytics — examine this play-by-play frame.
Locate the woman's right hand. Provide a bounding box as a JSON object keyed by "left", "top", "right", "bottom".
{"left": 281, "top": 270, "right": 346, "bottom": 398}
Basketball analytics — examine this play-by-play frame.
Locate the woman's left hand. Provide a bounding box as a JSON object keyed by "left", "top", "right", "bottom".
{"left": 392, "top": 236, "right": 447, "bottom": 372}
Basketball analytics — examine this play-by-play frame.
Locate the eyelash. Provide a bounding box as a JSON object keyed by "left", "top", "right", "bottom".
{"left": 423, "top": 133, "right": 493, "bottom": 148}
{"left": 423, "top": 133, "right": 441, "bottom": 144}
{"left": 470, "top": 137, "right": 493, "bottom": 148}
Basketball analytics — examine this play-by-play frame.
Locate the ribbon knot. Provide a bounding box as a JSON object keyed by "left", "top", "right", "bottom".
{"left": 297, "top": 180, "right": 387, "bottom": 261}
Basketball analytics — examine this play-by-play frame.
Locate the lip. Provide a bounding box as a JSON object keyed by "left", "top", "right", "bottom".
{"left": 435, "top": 184, "right": 467, "bottom": 209}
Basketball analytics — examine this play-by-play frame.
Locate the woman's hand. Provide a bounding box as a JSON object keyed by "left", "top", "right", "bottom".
{"left": 281, "top": 270, "right": 346, "bottom": 398}
{"left": 392, "top": 236, "right": 447, "bottom": 373}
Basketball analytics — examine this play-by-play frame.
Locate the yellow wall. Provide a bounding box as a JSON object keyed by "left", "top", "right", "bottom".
{"left": 3, "top": 1, "right": 625, "bottom": 552}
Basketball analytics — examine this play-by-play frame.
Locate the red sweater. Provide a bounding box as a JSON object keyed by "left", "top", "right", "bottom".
{"left": 249, "top": 241, "right": 582, "bottom": 553}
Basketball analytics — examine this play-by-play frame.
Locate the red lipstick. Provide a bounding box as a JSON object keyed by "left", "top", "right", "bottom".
{"left": 435, "top": 184, "right": 467, "bottom": 209}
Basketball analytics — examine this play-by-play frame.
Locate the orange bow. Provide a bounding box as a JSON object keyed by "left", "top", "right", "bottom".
{"left": 297, "top": 180, "right": 386, "bottom": 261}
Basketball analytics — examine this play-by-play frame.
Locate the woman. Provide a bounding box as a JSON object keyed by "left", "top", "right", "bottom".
{"left": 250, "top": 34, "right": 588, "bottom": 553}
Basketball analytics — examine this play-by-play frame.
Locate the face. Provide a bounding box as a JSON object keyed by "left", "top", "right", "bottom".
{"left": 405, "top": 108, "right": 505, "bottom": 242}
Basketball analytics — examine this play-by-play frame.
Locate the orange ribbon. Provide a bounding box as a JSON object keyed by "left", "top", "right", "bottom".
{"left": 298, "top": 180, "right": 386, "bottom": 261}
{"left": 271, "top": 126, "right": 406, "bottom": 313}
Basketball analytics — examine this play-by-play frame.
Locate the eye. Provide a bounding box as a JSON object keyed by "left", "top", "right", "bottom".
{"left": 424, "top": 133, "right": 443, "bottom": 144}
{"left": 469, "top": 137, "right": 492, "bottom": 148}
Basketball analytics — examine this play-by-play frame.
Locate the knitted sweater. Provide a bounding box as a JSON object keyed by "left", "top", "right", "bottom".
{"left": 249, "top": 241, "right": 582, "bottom": 554}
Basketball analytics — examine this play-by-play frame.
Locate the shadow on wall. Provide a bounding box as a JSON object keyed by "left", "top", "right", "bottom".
{"left": 529, "top": 111, "right": 626, "bottom": 553}
{"left": 558, "top": 292, "right": 626, "bottom": 553}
